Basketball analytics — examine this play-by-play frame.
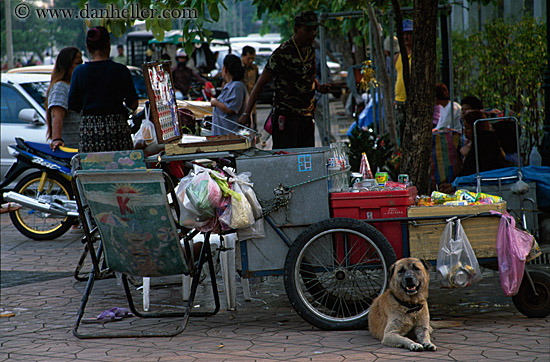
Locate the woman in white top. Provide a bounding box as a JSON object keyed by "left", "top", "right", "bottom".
{"left": 434, "top": 82, "right": 462, "bottom": 132}
{"left": 45, "top": 47, "right": 83, "bottom": 150}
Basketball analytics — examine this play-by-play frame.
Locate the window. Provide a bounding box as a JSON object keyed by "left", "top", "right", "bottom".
{"left": 1, "top": 84, "right": 34, "bottom": 124}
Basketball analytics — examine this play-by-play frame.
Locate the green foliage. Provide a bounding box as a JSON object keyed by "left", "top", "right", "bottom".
{"left": 346, "top": 126, "right": 399, "bottom": 181}
{"left": 452, "top": 16, "right": 546, "bottom": 152}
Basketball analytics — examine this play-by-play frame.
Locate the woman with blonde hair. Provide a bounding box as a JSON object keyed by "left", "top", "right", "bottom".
{"left": 46, "top": 47, "right": 83, "bottom": 150}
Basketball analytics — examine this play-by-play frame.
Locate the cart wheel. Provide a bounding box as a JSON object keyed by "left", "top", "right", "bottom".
{"left": 284, "top": 218, "right": 397, "bottom": 330}
{"left": 512, "top": 269, "right": 550, "bottom": 318}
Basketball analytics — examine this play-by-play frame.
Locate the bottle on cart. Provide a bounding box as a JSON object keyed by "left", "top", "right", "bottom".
{"left": 328, "top": 143, "right": 344, "bottom": 192}
{"left": 529, "top": 146, "right": 542, "bottom": 166}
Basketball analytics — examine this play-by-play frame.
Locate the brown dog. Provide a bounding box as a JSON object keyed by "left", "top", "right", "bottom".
{"left": 368, "top": 257, "right": 437, "bottom": 351}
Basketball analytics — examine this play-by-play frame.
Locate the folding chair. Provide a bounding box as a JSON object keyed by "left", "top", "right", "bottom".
{"left": 73, "top": 150, "right": 148, "bottom": 282}
{"left": 72, "top": 168, "right": 220, "bottom": 338}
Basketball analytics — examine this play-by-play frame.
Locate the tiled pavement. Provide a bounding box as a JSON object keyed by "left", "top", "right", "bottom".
{"left": 1, "top": 212, "right": 549, "bottom": 362}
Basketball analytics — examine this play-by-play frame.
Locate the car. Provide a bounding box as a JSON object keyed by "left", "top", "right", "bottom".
{"left": 1, "top": 72, "right": 51, "bottom": 178}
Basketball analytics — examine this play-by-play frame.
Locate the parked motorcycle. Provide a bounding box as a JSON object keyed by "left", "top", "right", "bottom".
{"left": 1, "top": 137, "right": 79, "bottom": 240}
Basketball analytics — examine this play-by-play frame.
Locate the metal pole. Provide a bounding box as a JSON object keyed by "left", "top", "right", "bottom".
{"left": 5, "top": 0, "right": 14, "bottom": 69}
{"left": 439, "top": 8, "right": 450, "bottom": 88}
{"left": 319, "top": 14, "right": 330, "bottom": 146}
{"left": 448, "top": 5, "right": 454, "bottom": 105}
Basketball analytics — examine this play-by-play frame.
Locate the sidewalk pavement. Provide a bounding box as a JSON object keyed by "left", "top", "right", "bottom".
{"left": 1, "top": 211, "right": 549, "bottom": 362}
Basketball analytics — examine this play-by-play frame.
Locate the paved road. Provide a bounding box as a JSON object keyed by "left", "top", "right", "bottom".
{"left": 1, "top": 211, "right": 549, "bottom": 362}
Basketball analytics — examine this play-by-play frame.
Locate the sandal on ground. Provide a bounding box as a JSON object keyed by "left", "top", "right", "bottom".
{"left": 81, "top": 307, "right": 133, "bottom": 324}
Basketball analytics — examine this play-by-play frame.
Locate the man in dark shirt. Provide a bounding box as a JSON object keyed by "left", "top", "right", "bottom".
{"left": 239, "top": 11, "right": 330, "bottom": 149}
{"left": 172, "top": 48, "right": 205, "bottom": 100}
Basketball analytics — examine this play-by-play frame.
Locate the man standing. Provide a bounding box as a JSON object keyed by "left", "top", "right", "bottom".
{"left": 239, "top": 11, "right": 330, "bottom": 149}
{"left": 394, "top": 19, "right": 413, "bottom": 144}
{"left": 241, "top": 46, "right": 259, "bottom": 130}
{"left": 112, "top": 45, "right": 128, "bottom": 65}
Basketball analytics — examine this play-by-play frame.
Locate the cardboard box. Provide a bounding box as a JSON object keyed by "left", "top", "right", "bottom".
{"left": 165, "top": 134, "right": 251, "bottom": 155}
{"left": 407, "top": 202, "right": 507, "bottom": 260}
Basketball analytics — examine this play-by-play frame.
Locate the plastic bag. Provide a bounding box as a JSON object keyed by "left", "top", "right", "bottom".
{"left": 175, "top": 173, "right": 209, "bottom": 228}
{"left": 495, "top": 212, "right": 535, "bottom": 296}
{"left": 133, "top": 103, "right": 157, "bottom": 148}
{"left": 237, "top": 218, "right": 266, "bottom": 240}
{"left": 229, "top": 182, "right": 254, "bottom": 229}
{"left": 436, "top": 218, "right": 482, "bottom": 288}
{"left": 185, "top": 170, "right": 223, "bottom": 218}
{"left": 223, "top": 168, "right": 263, "bottom": 219}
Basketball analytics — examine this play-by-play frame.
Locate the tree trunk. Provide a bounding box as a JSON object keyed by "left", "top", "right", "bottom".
{"left": 401, "top": 0, "right": 438, "bottom": 195}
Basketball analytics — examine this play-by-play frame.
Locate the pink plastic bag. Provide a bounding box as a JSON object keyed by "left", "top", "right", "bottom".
{"left": 494, "top": 211, "right": 534, "bottom": 296}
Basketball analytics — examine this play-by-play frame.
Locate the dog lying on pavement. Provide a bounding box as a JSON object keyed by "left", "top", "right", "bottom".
{"left": 368, "top": 257, "right": 437, "bottom": 352}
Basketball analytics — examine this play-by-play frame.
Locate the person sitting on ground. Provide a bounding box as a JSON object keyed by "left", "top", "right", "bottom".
{"left": 172, "top": 48, "right": 206, "bottom": 100}
{"left": 434, "top": 83, "right": 461, "bottom": 132}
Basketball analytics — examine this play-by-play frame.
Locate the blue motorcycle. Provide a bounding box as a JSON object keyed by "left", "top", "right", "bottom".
{"left": 1, "top": 137, "right": 79, "bottom": 240}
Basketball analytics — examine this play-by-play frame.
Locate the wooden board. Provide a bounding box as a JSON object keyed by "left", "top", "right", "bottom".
{"left": 407, "top": 202, "right": 507, "bottom": 260}
{"left": 164, "top": 134, "right": 251, "bottom": 155}
{"left": 179, "top": 100, "right": 212, "bottom": 119}
{"left": 142, "top": 61, "right": 182, "bottom": 144}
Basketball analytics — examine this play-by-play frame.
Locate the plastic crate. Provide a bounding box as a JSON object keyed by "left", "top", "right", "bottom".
{"left": 330, "top": 187, "right": 418, "bottom": 260}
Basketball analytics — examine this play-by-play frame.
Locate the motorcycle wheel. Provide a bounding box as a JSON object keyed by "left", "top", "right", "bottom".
{"left": 9, "top": 171, "right": 76, "bottom": 240}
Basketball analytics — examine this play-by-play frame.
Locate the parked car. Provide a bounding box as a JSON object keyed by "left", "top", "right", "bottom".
{"left": 1, "top": 72, "right": 51, "bottom": 178}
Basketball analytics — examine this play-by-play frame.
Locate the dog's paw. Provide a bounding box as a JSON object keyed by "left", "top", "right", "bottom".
{"left": 408, "top": 342, "right": 425, "bottom": 351}
{"left": 423, "top": 342, "right": 437, "bottom": 351}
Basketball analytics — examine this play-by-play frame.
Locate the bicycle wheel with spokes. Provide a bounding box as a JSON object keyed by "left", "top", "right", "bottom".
{"left": 284, "top": 218, "right": 396, "bottom": 330}
{"left": 9, "top": 171, "right": 76, "bottom": 240}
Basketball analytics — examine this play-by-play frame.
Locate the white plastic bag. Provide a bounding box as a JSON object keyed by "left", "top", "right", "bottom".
{"left": 229, "top": 182, "right": 254, "bottom": 229}
{"left": 436, "top": 218, "right": 482, "bottom": 288}
{"left": 237, "top": 218, "right": 266, "bottom": 240}
{"left": 133, "top": 104, "right": 157, "bottom": 148}
{"left": 223, "top": 168, "right": 263, "bottom": 220}
{"left": 175, "top": 173, "right": 209, "bottom": 228}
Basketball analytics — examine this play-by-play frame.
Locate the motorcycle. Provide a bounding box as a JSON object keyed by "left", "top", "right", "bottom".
{"left": 188, "top": 80, "right": 216, "bottom": 102}
{"left": 1, "top": 137, "right": 79, "bottom": 240}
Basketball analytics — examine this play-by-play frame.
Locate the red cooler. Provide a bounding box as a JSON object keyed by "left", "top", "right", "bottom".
{"left": 330, "top": 187, "right": 417, "bottom": 260}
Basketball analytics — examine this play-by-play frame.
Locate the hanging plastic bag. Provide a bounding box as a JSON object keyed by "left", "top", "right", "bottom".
{"left": 237, "top": 218, "right": 266, "bottom": 240}
{"left": 229, "top": 182, "right": 254, "bottom": 229}
{"left": 185, "top": 170, "right": 222, "bottom": 218}
{"left": 175, "top": 173, "right": 209, "bottom": 228}
{"left": 436, "top": 218, "right": 482, "bottom": 288}
{"left": 494, "top": 212, "right": 536, "bottom": 296}
{"left": 133, "top": 103, "right": 157, "bottom": 148}
{"left": 223, "top": 168, "right": 263, "bottom": 220}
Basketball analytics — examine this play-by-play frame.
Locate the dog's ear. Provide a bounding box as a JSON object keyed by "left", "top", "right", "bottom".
{"left": 389, "top": 262, "right": 396, "bottom": 279}
{"left": 420, "top": 259, "right": 432, "bottom": 272}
